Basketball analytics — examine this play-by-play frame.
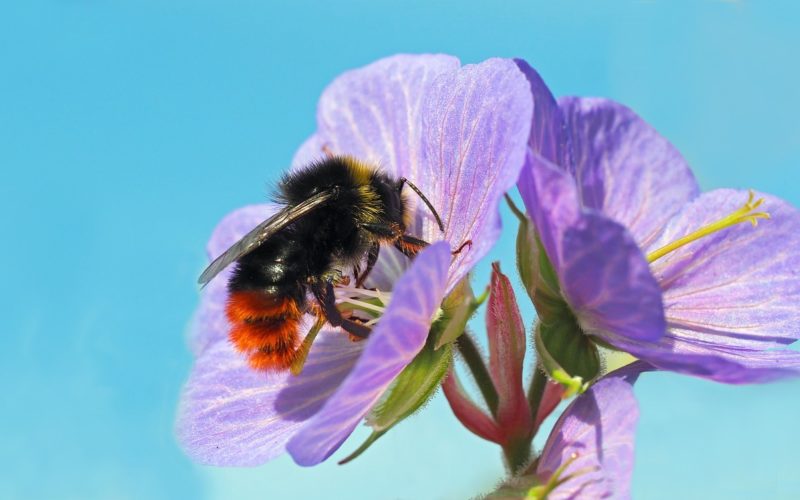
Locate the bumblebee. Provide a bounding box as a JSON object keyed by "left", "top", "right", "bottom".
{"left": 198, "top": 156, "right": 445, "bottom": 372}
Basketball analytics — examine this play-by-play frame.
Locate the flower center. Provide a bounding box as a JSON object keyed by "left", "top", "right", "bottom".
{"left": 290, "top": 285, "right": 392, "bottom": 374}
{"left": 646, "top": 190, "right": 769, "bottom": 264}
{"left": 333, "top": 285, "right": 391, "bottom": 326}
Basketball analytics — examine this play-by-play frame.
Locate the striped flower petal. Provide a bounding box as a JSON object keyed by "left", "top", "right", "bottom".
{"left": 559, "top": 97, "right": 700, "bottom": 250}
{"left": 313, "top": 54, "right": 459, "bottom": 181}
{"left": 418, "top": 58, "right": 532, "bottom": 291}
{"left": 614, "top": 189, "right": 800, "bottom": 383}
{"left": 519, "top": 151, "right": 666, "bottom": 343}
{"left": 192, "top": 204, "right": 279, "bottom": 354}
{"left": 177, "top": 327, "right": 363, "bottom": 466}
{"left": 537, "top": 367, "right": 642, "bottom": 499}
{"left": 286, "top": 242, "right": 451, "bottom": 465}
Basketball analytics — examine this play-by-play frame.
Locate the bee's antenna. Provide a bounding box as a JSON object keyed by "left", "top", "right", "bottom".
{"left": 399, "top": 178, "right": 445, "bottom": 233}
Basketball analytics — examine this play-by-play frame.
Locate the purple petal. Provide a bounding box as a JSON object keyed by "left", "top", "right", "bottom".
{"left": 192, "top": 204, "right": 280, "bottom": 353}
{"left": 559, "top": 97, "right": 699, "bottom": 249}
{"left": 616, "top": 336, "right": 800, "bottom": 384}
{"left": 205, "top": 204, "right": 279, "bottom": 262}
{"left": 306, "top": 55, "right": 459, "bottom": 289}
{"left": 315, "top": 54, "right": 459, "bottom": 180}
{"left": 176, "top": 328, "right": 364, "bottom": 466}
{"left": 190, "top": 276, "right": 230, "bottom": 356}
{"left": 517, "top": 150, "right": 581, "bottom": 273}
{"left": 286, "top": 242, "right": 451, "bottom": 465}
{"left": 651, "top": 189, "right": 800, "bottom": 348}
{"left": 562, "top": 212, "right": 665, "bottom": 343}
{"left": 519, "top": 152, "right": 665, "bottom": 342}
{"left": 360, "top": 244, "right": 410, "bottom": 291}
{"left": 514, "top": 59, "right": 566, "bottom": 166}
{"left": 613, "top": 189, "right": 800, "bottom": 383}
{"left": 538, "top": 367, "right": 642, "bottom": 499}
{"left": 419, "top": 58, "right": 532, "bottom": 290}
{"left": 291, "top": 134, "right": 325, "bottom": 168}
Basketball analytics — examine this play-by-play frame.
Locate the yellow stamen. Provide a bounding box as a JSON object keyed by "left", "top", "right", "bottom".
{"left": 333, "top": 285, "right": 390, "bottom": 316}
{"left": 646, "top": 190, "right": 769, "bottom": 264}
{"left": 335, "top": 285, "right": 390, "bottom": 302}
{"left": 528, "top": 453, "right": 598, "bottom": 499}
{"left": 337, "top": 297, "right": 386, "bottom": 314}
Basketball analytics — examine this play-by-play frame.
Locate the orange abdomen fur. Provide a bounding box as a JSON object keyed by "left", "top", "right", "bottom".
{"left": 226, "top": 290, "right": 303, "bottom": 371}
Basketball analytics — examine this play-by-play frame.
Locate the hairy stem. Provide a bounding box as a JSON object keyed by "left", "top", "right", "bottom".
{"left": 456, "top": 333, "right": 499, "bottom": 418}
{"left": 527, "top": 364, "right": 547, "bottom": 434}
{"left": 503, "top": 437, "right": 533, "bottom": 475}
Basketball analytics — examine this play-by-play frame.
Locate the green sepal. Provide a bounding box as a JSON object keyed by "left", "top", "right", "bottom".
{"left": 367, "top": 334, "right": 453, "bottom": 431}
{"left": 507, "top": 195, "right": 600, "bottom": 396}
{"left": 534, "top": 315, "right": 599, "bottom": 397}
{"left": 509, "top": 195, "right": 539, "bottom": 303}
{"left": 507, "top": 194, "right": 560, "bottom": 307}
{"left": 534, "top": 235, "right": 561, "bottom": 299}
{"left": 434, "top": 279, "right": 489, "bottom": 350}
{"left": 341, "top": 326, "right": 454, "bottom": 463}
{"left": 338, "top": 430, "right": 385, "bottom": 465}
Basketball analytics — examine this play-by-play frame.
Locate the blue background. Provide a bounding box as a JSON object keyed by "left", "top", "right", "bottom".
{"left": 2, "top": 1, "right": 798, "bottom": 498}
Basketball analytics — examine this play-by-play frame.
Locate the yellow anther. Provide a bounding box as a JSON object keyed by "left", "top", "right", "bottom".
{"left": 646, "top": 190, "right": 770, "bottom": 264}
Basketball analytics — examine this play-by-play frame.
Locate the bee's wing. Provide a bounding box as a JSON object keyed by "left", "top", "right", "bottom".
{"left": 197, "top": 190, "right": 336, "bottom": 285}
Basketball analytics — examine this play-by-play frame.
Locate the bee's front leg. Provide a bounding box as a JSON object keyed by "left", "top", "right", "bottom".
{"left": 310, "top": 280, "right": 371, "bottom": 339}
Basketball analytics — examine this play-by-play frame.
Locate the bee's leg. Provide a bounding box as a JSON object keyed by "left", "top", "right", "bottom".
{"left": 394, "top": 234, "right": 428, "bottom": 258}
{"left": 319, "top": 268, "right": 350, "bottom": 286}
{"left": 311, "top": 280, "right": 372, "bottom": 339}
{"left": 355, "top": 242, "right": 381, "bottom": 287}
{"left": 360, "top": 222, "right": 401, "bottom": 239}
{"left": 360, "top": 223, "right": 430, "bottom": 260}
{"left": 451, "top": 239, "right": 473, "bottom": 256}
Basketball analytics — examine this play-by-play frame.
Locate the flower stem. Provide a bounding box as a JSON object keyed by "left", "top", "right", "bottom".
{"left": 504, "top": 193, "right": 527, "bottom": 222}
{"left": 500, "top": 365, "right": 548, "bottom": 475}
{"left": 527, "top": 365, "right": 547, "bottom": 433}
{"left": 456, "top": 333, "right": 499, "bottom": 418}
{"left": 503, "top": 437, "right": 532, "bottom": 475}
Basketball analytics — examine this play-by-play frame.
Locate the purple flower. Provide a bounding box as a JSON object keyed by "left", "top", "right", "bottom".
{"left": 176, "top": 54, "right": 533, "bottom": 466}
{"left": 534, "top": 367, "right": 640, "bottom": 499}
{"left": 488, "top": 367, "right": 641, "bottom": 499}
{"left": 516, "top": 61, "right": 800, "bottom": 384}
